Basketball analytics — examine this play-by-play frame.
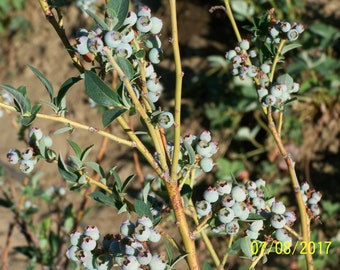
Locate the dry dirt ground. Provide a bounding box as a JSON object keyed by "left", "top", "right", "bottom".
{"left": 0, "top": 0, "right": 339, "bottom": 269}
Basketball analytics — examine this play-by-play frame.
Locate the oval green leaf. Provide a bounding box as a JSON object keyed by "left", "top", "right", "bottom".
{"left": 84, "top": 70, "right": 122, "bottom": 107}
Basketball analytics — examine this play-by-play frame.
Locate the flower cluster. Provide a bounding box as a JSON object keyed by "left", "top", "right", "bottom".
{"left": 164, "top": 130, "right": 218, "bottom": 174}
{"left": 75, "top": 6, "right": 166, "bottom": 107}
{"left": 7, "top": 127, "right": 54, "bottom": 174}
{"left": 67, "top": 217, "right": 167, "bottom": 270}
{"left": 300, "top": 182, "right": 322, "bottom": 218}
{"left": 194, "top": 130, "right": 218, "bottom": 173}
{"left": 196, "top": 179, "right": 296, "bottom": 246}
{"left": 266, "top": 21, "right": 305, "bottom": 44}
{"left": 225, "top": 15, "right": 304, "bottom": 108}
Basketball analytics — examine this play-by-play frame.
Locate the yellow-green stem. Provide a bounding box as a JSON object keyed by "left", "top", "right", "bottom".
{"left": 104, "top": 49, "right": 168, "bottom": 171}
{"left": 219, "top": 235, "right": 234, "bottom": 269}
{"left": 269, "top": 39, "right": 286, "bottom": 83}
{"left": 167, "top": 1, "right": 200, "bottom": 268}
{"left": 224, "top": 0, "right": 242, "bottom": 42}
{"left": 116, "top": 116, "right": 163, "bottom": 176}
{"left": 169, "top": 0, "right": 183, "bottom": 182}
{"left": 0, "top": 102, "right": 133, "bottom": 147}
{"left": 190, "top": 198, "right": 220, "bottom": 267}
{"left": 267, "top": 111, "right": 313, "bottom": 270}
{"left": 38, "top": 0, "right": 84, "bottom": 73}
{"left": 164, "top": 181, "right": 200, "bottom": 269}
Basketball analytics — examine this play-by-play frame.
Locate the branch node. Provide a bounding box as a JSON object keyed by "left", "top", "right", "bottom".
{"left": 88, "top": 127, "right": 98, "bottom": 133}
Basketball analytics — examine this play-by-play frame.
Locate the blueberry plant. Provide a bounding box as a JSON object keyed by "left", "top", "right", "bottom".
{"left": 0, "top": 0, "right": 328, "bottom": 269}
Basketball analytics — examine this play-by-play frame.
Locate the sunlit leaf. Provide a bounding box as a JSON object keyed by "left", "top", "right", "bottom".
{"left": 134, "top": 199, "right": 153, "bottom": 219}
{"left": 107, "top": 0, "right": 129, "bottom": 30}
{"left": 0, "top": 84, "right": 31, "bottom": 115}
{"left": 28, "top": 65, "right": 54, "bottom": 100}
{"left": 84, "top": 70, "right": 122, "bottom": 107}
{"left": 102, "top": 107, "right": 127, "bottom": 128}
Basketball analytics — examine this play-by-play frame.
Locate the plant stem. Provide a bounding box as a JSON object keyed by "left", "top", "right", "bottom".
{"left": 219, "top": 235, "right": 234, "bottom": 269}
{"left": 0, "top": 102, "right": 133, "bottom": 147}
{"left": 164, "top": 180, "right": 200, "bottom": 269}
{"left": 269, "top": 39, "right": 286, "bottom": 83}
{"left": 116, "top": 116, "right": 163, "bottom": 176}
{"left": 38, "top": 0, "right": 84, "bottom": 73}
{"left": 169, "top": 0, "right": 183, "bottom": 183}
{"left": 224, "top": 0, "right": 242, "bottom": 42}
{"left": 104, "top": 49, "right": 168, "bottom": 171}
{"left": 267, "top": 111, "right": 314, "bottom": 270}
{"left": 190, "top": 198, "right": 220, "bottom": 267}
{"left": 167, "top": 1, "right": 200, "bottom": 269}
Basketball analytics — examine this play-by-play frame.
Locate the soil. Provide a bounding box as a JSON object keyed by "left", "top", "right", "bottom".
{"left": 0, "top": 0, "right": 339, "bottom": 269}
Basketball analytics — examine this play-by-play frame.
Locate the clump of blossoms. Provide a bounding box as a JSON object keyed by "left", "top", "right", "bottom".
{"left": 67, "top": 217, "right": 167, "bottom": 270}
{"left": 162, "top": 130, "right": 218, "bottom": 174}
{"left": 75, "top": 6, "right": 165, "bottom": 106}
{"left": 6, "top": 127, "right": 55, "bottom": 174}
{"left": 300, "top": 182, "right": 322, "bottom": 219}
{"left": 196, "top": 179, "right": 298, "bottom": 253}
{"left": 225, "top": 9, "right": 304, "bottom": 108}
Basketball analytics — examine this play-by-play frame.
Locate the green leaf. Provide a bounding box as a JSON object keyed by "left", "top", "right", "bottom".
{"left": 49, "top": 231, "right": 60, "bottom": 256}
{"left": 142, "top": 182, "right": 151, "bottom": 203}
{"left": 276, "top": 73, "right": 294, "bottom": 90}
{"left": 85, "top": 9, "right": 109, "bottom": 31}
{"left": 110, "top": 167, "right": 122, "bottom": 190}
{"left": 170, "top": 253, "right": 189, "bottom": 268}
{"left": 116, "top": 57, "right": 134, "bottom": 81}
{"left": 202, "top": 262, "right": 213, "bottom": 270}
{"left": 85, "top": 161, "right": 105, "bottom": 178}
{"left": 230, "top": 0, "right": 254, "bottom": 21}
{"left": 216, "top": 158, "right": 245, "bottom": 180}
{"left": 281, "top": 43, "right": 302, "bottom": 55}
{"left": 121, "top": 174, "right": 135, "bottom": 192}
{"left": 80, "top": 144, "right": 94, "bottom": 161}
{"left": 183, "top": 141, "right": 196, "bottom": 165}
{"left": 135, "top": 49, "right": 146, "bottom": 59}
{"left": 117, "top": 203, "right": 128, "bottom": 214}
{"left": 0, "top": 198, "right": 13, "bottom": 208}
{"left": 0, "top": 84, "right": 31, "bottom": 115}
{"left": 14, "top": 246, "right": 41, "bottom": 259}
{"left": 28, "top": 65, "right": 54, "bottom": 100}
{"left": 164, "top": 240, "right": 173, "bottom": 264}
{"left": 309, "top": 23, "right": 339, "bottom": 39}
{"left": 88, "top": 191, "right": 117, "bottom": 208}
{"left": 240, "top": 236, "right": 253, "bottom": 258}
{"left": 102, "top": 107, "right": 127, "bottom": 128}
{"left": 67, "top": 140, "right": 82, "bottom": 157}
{"left": 57, "top": 155, "right": 78, "bottom": 182}
{"left": 20, "top": 103, "right": 41, "bottom": 126}
{"left": 105, "top": 13, "right": 119, "bottom": 30}
{"left": 54, "top": 125, "right": 73, "bottom": 135}
{"left": 84, "top": 70, "right": 122, "bottom": 107}
{"left": 107, "top": 0, "right": 129, "bottom": 30}
{"left": 56, "top": 76, "right": 82, "bottom": 106}
{"left": 134, "top": 199, "right": 153, "bottom": 220}
{"left": 69, "top": 155, "right": 83, "bottom": 169}
{"left": 248, "top": 213, "right": 266, "bottom": 220}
